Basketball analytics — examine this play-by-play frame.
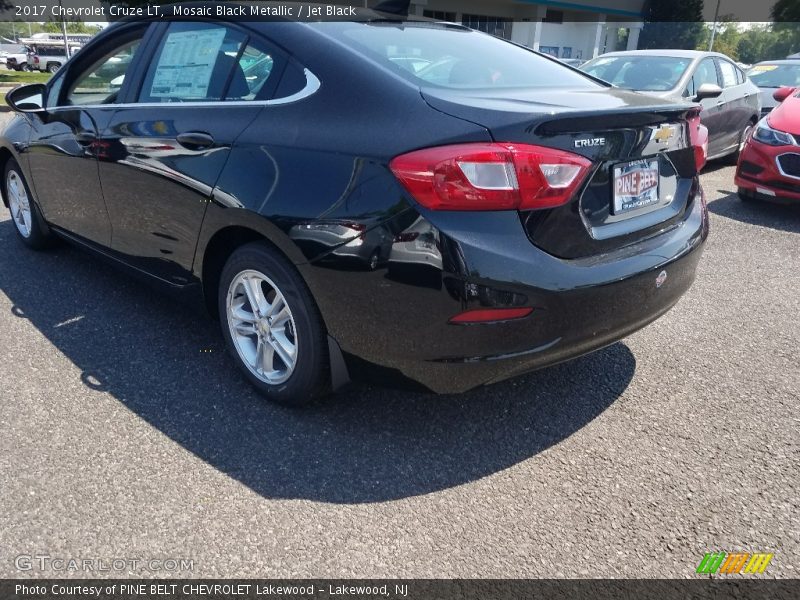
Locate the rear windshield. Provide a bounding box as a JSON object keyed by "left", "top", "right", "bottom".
{"left": 747, "top": 63, "right": 800, "bottom": 88}
{"left": 581, "top": 55, "right": 691, "bottom": 91}
{"left": 313, "top": 22, "right": 600, "bottom": 90}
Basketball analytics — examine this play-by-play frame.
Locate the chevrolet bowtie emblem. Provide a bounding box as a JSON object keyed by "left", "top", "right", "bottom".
{"left": 653, "top": 125, "right": 675, "bottom": 143}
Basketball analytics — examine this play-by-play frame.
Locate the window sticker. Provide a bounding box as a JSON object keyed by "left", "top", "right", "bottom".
{"left": 150, "top": 28, "right": 226, "bottom": 99}
{"left": 749, "top": 65, "right": 778, "bottom": 72}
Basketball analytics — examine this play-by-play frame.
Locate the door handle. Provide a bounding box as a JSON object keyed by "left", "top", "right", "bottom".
{"left": 176, "top": 132, "right": 215, "bottom": 150}
{"left": 75, "top": 131, "right": 96, "bottom": 146}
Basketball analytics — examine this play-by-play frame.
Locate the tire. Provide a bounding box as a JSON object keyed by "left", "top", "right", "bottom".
{"left": 46, "top": 63, "right": 60, "bottom": 74}
{"left": 367, "top": 249, "right": 380, "bottom": 271}
{"left": 737, "top": 187, "right": 755, "bottom": 203}
{"left": 727, "top": 121, "right": 756, "bottom": 165}
{"left": 4, "top": 159, "right": 55, "bottom": 250}
{"left": 218, "top": 242, "right": 330, "bottom": 406}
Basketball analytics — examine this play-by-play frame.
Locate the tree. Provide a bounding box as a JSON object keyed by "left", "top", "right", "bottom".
{"left": 0, "top": 21, "right": 46, "bottom": 42}
{"left": 697, "top": 16, "right": 740, "bottom": 59}
{"left": 736, "top": 25, "right": 795, "bottom": 63}
{"left": 771, "top": 0, "right": 800, "bottom": 56}
{"left": 638, "top": 0, "right": 705, "bottom": 50}
{"left": 40, "top": 21, "right": 101, "bottom": 35}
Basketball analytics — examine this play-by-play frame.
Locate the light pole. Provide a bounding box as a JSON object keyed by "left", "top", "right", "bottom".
{"left": 59, "top": 0, "right": 70, "bottom": 59}
{"left": 708, "top": 0, "right": 722, "bottom": 51}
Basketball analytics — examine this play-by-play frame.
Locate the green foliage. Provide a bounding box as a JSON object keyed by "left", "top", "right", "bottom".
{"left": 772, "top": 0, "right": 800, "bottom": 24}
{"left": 770, "top": 0, "right": 800, "bottom": 56}
{"left": 735, "top": 26, "right": 798, "bottom": 63}
{"left": 639, "top": 0, "right": 705, "bottom": 50}
{"left": 0, "top": 71, "right": 51, "bottom": 84}
{"left": 40, "top": 22, "right": 101, "bottom": 34}
{"left": 0, "top": 21, "right": 46, "bottom": 41}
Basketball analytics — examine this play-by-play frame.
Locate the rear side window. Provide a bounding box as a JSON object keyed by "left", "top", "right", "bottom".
{"left": 139, "top": 22, "right": 282, "bottom": 102}
{"left": 315, "top": 22, "right": 599, "bottom": 90}
{"left": 718, "top": 60, "right": 738, "bottom": 87}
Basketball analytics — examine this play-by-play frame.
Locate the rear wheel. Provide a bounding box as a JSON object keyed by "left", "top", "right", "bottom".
{"left": 727, "top": 121, "right": 756, "bottom": 165}
{"left": 4, "top": 159, "right": 55, "bottom": 249}
{"left": 46, "top": 63, "right": 60, "bottom": 74}
{"left": 218, "top": 242, "right": 330, "bottom": 406}
{"left": 368, "top": 249, "right": 380, "bottom": 271}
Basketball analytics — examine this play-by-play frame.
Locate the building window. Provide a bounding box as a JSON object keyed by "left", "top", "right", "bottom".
{"left": 423, "top": 10, "right": 457, "bottom": 22}
{"left": 461, "top": 14, "right": 513, "bottom": 40}
{"left": 543, "top": 9, "right": 564, "bottom": 24}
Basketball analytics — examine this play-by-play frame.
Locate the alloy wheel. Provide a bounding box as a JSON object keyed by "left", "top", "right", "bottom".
{"left": 7, "top": 170, "right": 32, "bottom": 238}
{"left": 226, "top": 270, "right": 298, "bottom": 385}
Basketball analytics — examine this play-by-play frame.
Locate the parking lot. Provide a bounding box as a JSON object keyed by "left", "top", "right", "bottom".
{"left": 0, "top": 147, "right": 798, "bottom": 577}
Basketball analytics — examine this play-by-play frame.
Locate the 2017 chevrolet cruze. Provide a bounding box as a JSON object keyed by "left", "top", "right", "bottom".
{"left": 1, "top": 6, "right": 709, "bottom": 405}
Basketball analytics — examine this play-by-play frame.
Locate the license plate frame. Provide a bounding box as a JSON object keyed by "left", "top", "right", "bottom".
{"left": 612, "top": 158, "right": 660, "bottom": 215}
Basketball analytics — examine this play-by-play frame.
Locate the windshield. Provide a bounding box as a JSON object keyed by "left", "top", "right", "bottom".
{"left": 313, "top": 22, "right": 600, "bottom": 90}
{"left": 747, "top": 63, "right": 800, "bottom": 88}
{"left": 581, "top": 55, "right": 692, "bottom": 91}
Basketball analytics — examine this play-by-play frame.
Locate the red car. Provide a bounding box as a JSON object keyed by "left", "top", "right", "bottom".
{"left": 735, "top": 86, "right": 800, "bottom": 202}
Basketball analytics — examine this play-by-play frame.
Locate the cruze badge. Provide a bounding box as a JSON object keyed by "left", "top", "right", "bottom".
{"left": 656, "top": 270, "right": 668, "bottom": 288}
{"left": 653, "top": 125, "right": 677, "bottom": 144}
{"left": 575, "top": 137, "right": 606, "bottom": 148}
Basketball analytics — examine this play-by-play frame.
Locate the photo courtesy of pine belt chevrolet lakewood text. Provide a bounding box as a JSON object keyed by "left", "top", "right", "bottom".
{"left": 1, "top": 3, "right": 709, "bottom": 406}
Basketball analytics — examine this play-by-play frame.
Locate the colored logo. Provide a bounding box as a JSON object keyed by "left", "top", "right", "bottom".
{"left": 696, "top": 552, "right": 773, "bottom": 575}
{"left": 653, "top": 124, "right": 677, "bottom": 144}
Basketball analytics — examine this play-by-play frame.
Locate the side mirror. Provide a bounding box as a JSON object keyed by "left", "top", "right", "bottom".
{"left": 5, "top": 83, "right": 47, "bottom": 113}
{"left": 695, "top": 83, "right": 723, "bottom": 101}
{"left": 773, "top": 86, "right": 796, "bottom": 103}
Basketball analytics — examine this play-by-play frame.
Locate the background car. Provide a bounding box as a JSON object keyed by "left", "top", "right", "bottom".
{"left": 581, "top": 50, "right": 761, "bottom": 162}
{"left": 559, "top": 58, "right": 584, "bottom": 68}
{"left": 289, "top": 220, "right": 393, "bottom": 270}
{"left": 735, "top": 85, "right": 800, "bottom": 203}
{"left": 388, "top": 216, "right": 443, "bottom": 271}
{"left": 0, "top": 44, "right": 27, "bottom": 69}
{"left": 28, "top": 44, "right": 83, "bottom": 73}
{"left": 746, "top": 60, "right": 800, "bottom": 117}
{"left": 4, "top": 45, "right": 31, "bottom": 71}
{"left": 1, "top": 10, "right": 708, "bottom": 406}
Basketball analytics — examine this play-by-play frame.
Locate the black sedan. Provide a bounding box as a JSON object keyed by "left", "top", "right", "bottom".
{"left": 1, "top": 7, "right": 709, "bottom": 406}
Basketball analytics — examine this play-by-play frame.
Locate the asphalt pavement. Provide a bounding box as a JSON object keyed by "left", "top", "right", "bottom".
{"left": 0, "top": 143, "right": 797, "bottom": 578}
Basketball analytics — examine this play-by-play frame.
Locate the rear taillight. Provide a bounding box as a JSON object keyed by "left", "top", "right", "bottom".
{"left": 688, "top": 111, "right": 708, "bottom": 172}
{"left": 393, "top": 232, "right": 419, "bottom": 243}
{"left": 390, "top": 143, "right": 592, "bottom": 211}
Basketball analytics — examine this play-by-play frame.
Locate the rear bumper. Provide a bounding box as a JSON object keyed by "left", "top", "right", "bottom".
{"left": 735, "top": 140, "right": 800, "bottom": 201}
{"left": 302, "top": 188, "right": 708, "bottom": 394}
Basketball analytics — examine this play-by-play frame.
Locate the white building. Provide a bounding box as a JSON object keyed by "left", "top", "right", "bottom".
{"left": 405, "top": 0, "right": 646, "bottom": 61}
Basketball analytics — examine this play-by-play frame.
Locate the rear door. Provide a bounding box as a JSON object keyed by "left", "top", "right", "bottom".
{"left": 716, "top": 58, "right": 752, "bottom": 150}
{"left": 686, "top": 57, "right": 726, "bottom": 157}
{"left": 96, "top": 21, "right": 285, "bottom": 284}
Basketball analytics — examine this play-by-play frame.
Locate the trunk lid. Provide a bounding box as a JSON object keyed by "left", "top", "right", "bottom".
{"left": 422, "top": 87, "right": 701, "bottom": 259}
